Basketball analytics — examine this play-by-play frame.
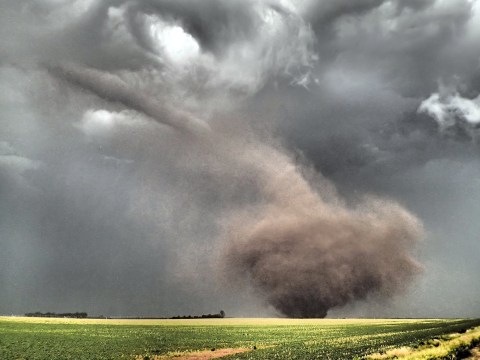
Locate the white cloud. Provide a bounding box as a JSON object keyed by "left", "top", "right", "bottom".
{"left": 149, "top": 20, "right": 200, "bottom": 63}
{"left": 76, "top": 109, "right": 146, "bottom": 138}
{"left": 418, "top": 89, "right": 480, "bottom": 129}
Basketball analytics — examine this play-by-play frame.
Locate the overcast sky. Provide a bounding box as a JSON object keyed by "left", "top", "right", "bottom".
{"left": 1, "top": 0, "right": 480, "bottom": 318}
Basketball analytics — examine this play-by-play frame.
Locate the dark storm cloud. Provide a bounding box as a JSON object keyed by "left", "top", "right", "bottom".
{"left": 298, "top": 0, "right": 476, "bottom": 100}
{"left": 260, "top": 0, "right": 480, "bottom": 179}
{"left": 0, "top": 0, "right": 156, "bottom": 70}
{"left": 1, "top": 0, "right": 479, "bottom": 318}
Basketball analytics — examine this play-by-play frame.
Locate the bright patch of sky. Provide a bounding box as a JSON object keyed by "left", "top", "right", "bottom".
{"left": 149, "top": 20, "right": 200, "bottom": 63}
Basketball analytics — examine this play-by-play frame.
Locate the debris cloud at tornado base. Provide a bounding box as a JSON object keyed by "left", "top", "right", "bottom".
{"left": 51, "top": 63, "right": 423, "bottom": 318}
{"left": 220, "top": 143, "right": 424, "bottom": 318}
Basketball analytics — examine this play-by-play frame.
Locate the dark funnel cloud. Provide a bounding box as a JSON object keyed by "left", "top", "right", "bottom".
{"left": 1, "top": 0, "right": 479, "bottom": 318}
{"left": 50, "top": 63, "right": 211, "bottom": 135}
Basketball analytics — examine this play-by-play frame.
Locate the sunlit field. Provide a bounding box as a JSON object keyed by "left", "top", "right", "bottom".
{"left": 1, "top": 317, "right": 479, "bottom": 359}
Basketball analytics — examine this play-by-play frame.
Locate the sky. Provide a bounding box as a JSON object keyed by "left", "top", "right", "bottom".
{"left": 1, "top": 0, "right": 480, "bottom": 318}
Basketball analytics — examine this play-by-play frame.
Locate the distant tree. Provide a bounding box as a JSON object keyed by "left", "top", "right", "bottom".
{"left": 24, "top": 312, "right": 88, "bottom": 318}
{"left": 170, "top": 310, "right": 226, "bottom": 319}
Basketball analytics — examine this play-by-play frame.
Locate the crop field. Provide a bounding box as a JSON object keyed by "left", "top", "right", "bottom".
{"left": 1, "top": 317, "right": 480, "bottom": 360}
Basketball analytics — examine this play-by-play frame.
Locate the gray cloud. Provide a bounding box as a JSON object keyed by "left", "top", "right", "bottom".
{"left": 1, "top": 0, "right": 480, "bottom": 318}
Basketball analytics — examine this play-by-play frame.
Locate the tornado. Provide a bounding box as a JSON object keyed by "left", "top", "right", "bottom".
{"left": 50, "top": 63, "right": 423, "bottom": 318}
{"left": 221, "top": 145, "right": 423, "bottom": 318}
{"left": 49, "top": 63, "right": 211, "bottom": 135}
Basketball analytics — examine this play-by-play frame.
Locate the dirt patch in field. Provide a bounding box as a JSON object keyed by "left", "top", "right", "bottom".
{"left": 135, "top": 348, "right": 252, "bottom": 360}
{"left": 467, "top": 345, "right": 480, "bottom": 359}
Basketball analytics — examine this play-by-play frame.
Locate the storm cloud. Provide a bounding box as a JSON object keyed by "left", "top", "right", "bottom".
{"left": 1, "top": 0, "right": 480, "bottom": 318}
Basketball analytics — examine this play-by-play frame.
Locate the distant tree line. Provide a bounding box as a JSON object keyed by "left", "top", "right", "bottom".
{"left": 25, "top": 312, "right": 88, "bottom": 318}
{"left": 171, "top": 310, "right": 225, "bottom": 319}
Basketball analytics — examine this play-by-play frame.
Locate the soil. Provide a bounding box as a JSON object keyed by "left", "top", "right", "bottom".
{"left": 136, "top": 348, "right": 252, "bottom": 360}
{"left": 467, "top": 345, "right": 480, "bottom": 359}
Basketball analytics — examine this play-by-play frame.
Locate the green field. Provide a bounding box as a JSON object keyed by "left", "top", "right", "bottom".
{"left": 1, "top": 317, "right": 480, "bottom": 359}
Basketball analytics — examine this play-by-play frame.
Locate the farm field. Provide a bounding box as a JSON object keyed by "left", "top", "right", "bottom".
{"left": 1, "top": 317, "right": 480, "bottom": 360}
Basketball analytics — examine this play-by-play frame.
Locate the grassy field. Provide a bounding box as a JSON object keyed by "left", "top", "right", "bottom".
{"left": 1, "top": 317, "right": 480, "bottom": 359}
